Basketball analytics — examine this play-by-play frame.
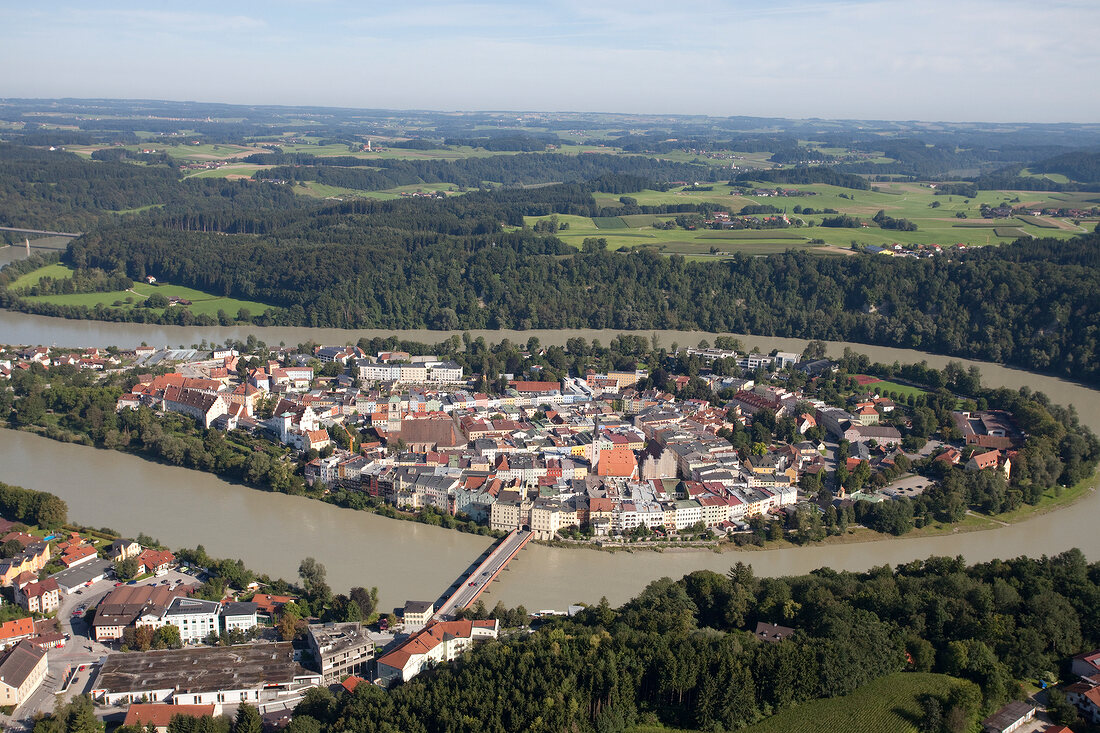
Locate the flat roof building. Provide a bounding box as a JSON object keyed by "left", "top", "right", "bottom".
{"left": 91, "top": 642, "right": 321, "bottom": 707}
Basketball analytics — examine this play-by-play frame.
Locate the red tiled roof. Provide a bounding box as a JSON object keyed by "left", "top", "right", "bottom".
{"left": 0, "top": 617, "right": 36, "bottom": 641}
{"left": 124, "top": 704, "right": 216, "bottom": 727}
{"left": 341, "top": 675, "right": 364, "bottom": 693}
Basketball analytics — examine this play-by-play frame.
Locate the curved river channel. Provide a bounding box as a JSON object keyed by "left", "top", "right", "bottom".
{"left": 0, "top": 311, "right": 1097, "bottom": 612}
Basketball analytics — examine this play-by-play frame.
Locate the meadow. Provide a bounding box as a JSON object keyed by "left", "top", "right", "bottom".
{"left": 17, "top": 264, "right": 277, "bottom": 318}
{"left": 629, "top": 673, "right": 980, "bottom": 733}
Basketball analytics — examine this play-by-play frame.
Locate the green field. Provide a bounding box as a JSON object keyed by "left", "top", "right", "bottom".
{"left": 855, "top": 377, "right": 929, "bottom": 399}
{"left": 994, "top": 227, "right": 1030, "bottom": 238}
{"left": 9, "top": 263, "right": 74, "bottom": 290}
{"left": 17, "top": 265, "right": 278, "bottom": 317}
{"left": 630, "top": 673, "right": 979, "bottom": 733}
{"left": 695, "top": 230, "right": 805, "bottom": 240}
{"left": 592, "top": 216, "right": 628, "bottom": 229}
{"left": 584, "top": 181, "right": 1083, "bottom": 250}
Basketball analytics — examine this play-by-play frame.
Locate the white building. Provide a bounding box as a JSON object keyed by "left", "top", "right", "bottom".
{"left": 164, "top": 597, "right": 221, "bottom": 644}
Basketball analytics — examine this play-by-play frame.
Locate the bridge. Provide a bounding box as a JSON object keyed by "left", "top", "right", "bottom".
{"left": 434, "top": 529, "right": 532, "bottom": 619}
{"left": 0, "top": 226, "right": 83, "bottom": 238}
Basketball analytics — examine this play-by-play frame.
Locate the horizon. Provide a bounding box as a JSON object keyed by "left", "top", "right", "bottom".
{"left": 2, "top": 95, "right": 1098, "bottom": 129}
{"left": 4, "top": 0, "right": 1099, "bottom": 124}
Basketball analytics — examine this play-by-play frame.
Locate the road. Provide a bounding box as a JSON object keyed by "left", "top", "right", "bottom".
{"left": 435, "top": 530, "right": 531, "bottom": 619}
{"left": 2, "top": 568, "right": 202, "bottom": 731}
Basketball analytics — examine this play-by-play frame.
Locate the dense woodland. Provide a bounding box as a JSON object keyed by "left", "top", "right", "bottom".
{"left": 33, "top": 179, "right": 1100, "bottom": 383}
{"left": 278, "top": 552, "right": 1099, "bottom": 732}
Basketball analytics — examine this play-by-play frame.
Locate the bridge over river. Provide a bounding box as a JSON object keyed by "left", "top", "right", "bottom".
{"left": 434, "top": 529, "right": 533, "bottom": 619}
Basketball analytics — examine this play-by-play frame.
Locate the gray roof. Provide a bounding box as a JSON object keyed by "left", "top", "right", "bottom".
{"left": 221, "top": 602, "right": 259, "bottom": 618}
{"left": 403, "top": 600, "right": 433, "bottom": 614}
{"left": 165, "top": 597, "right": 221, "bottom": 617}
{"left": 0, "top": 640, "right": 46, "bottom": 689}
{"left": 50, "top": 558, "right": 113, "bottom": 591}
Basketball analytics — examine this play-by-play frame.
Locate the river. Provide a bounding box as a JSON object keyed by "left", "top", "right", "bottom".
{"left": 0, "top": 312, "right": 1097, "bottom": 611}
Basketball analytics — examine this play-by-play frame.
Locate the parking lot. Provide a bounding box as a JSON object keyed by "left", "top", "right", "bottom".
{"left": 881, "top": 474, "right": 931, "bottom": 498}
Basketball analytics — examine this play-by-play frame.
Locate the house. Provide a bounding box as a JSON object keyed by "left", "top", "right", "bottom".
{"left": 403, "top": 601, "right": 434, "bottom": 627}
{"left": 0, "top": 543, "right": 51, "bottom": 587}
{"left": 137, "top": 549, "right": 175, "bottom": 576}
{"left": 252, "top": 594, "right": 296, "bottom": 617}
{"left": 0, "top": 618, "right": 37, "bottom": 650}
{"left": 16, "top": 578, "right": 60, "bottom": 614}
{"left": 376, "top": 619, "right": 499, "bottom": 685}
{"left": 60, "top": 544, "right": 98, "bottom": 569}
{"left": 0, "top": 640, "right": 48, "bottom": 707}
{"left": 123, "top": 704, "right": 219, "bottom": 732}
{"left": 1071, "top": 649, "right": 1100, "bottom": 678}
{"left": 107, "top": 539, "right": 142, "bottom": 562}
{"left": 307, "top": 622, "right": 374, "bottom": 684}
{"left": 980, "top": 701, "right": 1035, "bottom": 733}
{"left": 1065, "top": 683, "right": 1100, "bottom": 725}
{"left": 754, "top": 622, "right": 795, "bottom": 643}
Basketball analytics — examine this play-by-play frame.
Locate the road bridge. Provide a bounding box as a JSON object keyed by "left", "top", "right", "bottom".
{"left": 434, "top": 529, "right": 532, "bottom": 619}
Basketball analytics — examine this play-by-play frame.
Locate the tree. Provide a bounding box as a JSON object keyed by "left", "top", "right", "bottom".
{"left": 349, "top": 586, "right": 378, "bottom": 618}
{"left": 152, "top": 625, "right": 182, "bottom": 649}
{"left": 0, "top": 539, "right": 24, "bottom": 559}
{"left": 299, "top": 557, "right": 331, "bottom": 606}
{"left": 114, "top": 556, "right": 139, "bottom": 580}
{"left": 233, "top": 704, "right": 263, "bottom": 733}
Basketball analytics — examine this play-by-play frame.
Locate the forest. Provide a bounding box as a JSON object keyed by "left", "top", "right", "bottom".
{"left": 279, "top": 551, "right": 1098, "bottom": 733}
{"left": 34, "top": 180, "right": 1100, "bottom": 384}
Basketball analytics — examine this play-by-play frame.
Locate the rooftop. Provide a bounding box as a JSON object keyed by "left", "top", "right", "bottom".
{"left": 93, "top": 642, "right": 313, "bottom": 695}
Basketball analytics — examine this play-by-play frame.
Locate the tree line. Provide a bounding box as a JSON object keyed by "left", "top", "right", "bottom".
{"left": 283, "top": 550, "right": 1099, "bottom": 732}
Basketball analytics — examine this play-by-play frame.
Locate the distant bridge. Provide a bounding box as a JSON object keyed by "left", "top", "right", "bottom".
{"left": 0, "top": 226, "right": 83, "bottom": 238}
{"left": 434, "top": 529, "right": 532, "bottom": 619}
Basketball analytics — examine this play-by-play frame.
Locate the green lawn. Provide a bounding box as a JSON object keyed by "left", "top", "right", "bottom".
{"left": 16, "top": 264, "right": 278, "bottom": 317}
{"left": 853, "top": 377, "right": 928, "bottom": 399}
{"left": 630, "top": 673, "right": 979, "bottom": 733}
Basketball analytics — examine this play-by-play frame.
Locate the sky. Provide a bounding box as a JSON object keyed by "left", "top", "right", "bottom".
{"left": 3, "top": 0, "right": 1099, "bottom": 123}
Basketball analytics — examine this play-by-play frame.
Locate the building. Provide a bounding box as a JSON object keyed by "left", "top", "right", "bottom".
{"left": 92, "top": 584, "right": 195, "bottom": 641}
{"left": 376, "top": 619, "right": 499, "bottom": 685}
{"left": 220, "top": 602, "right": 259, "bottom": 634}
{"left": 165, "top": 597, "right": 221, "bottom": 644}
{"left": 402, "top": 601, "right": 434, "bottom": 627}
{"left": 0, "top": 618, "right": 37, "bottom": 650}
{"left": 0, "top": 640, "right": 48, "bottom": 707}
{"left": 754, "top": 622, "right": 796, "bottom": 643}
{"left": 50, "top": 558, "right": 112, "bottom": 594}
{"left": 980, "top": 701, "right": 1035, "bottom": 733}
{"left": 0, "top": 543, "right": 51, "bottom": 587}
{"left": 16, "top": 578, "right": 60, "bottom": 614}
{"left": 107, "top": 539, "right": 142, "bottom": 562}
{"left": 123, "top": 704, "right": 218, "bottom": 732}
{"left": 306, "top": 622, "right": 374, "bottom": 684}
{"left": 91, "top": 642, "right": 322, "bottom": 707}
{"left": 137, "top": 549, "right": 175, "bottom": 576}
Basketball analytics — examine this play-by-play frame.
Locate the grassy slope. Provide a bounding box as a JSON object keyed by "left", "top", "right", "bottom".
{"left": 630, "top": 673, "right": 980, "bottom": 733}
{"left": 17, "top": 264, "right": 277, "bottom": 317}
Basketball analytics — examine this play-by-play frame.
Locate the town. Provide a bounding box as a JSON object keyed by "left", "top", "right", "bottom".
{"left": 0, "top": 334, "right": 1092, "bottom": 730}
